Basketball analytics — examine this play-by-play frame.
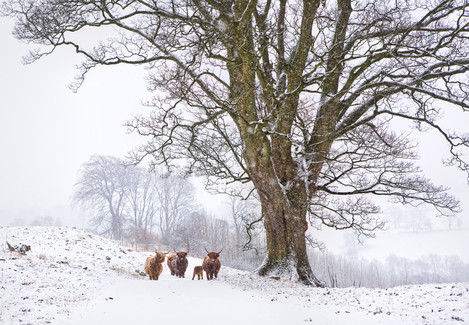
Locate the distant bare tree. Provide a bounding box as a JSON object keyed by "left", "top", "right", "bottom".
{"left": 228, "top": 196, "right": 249, "bottom": 247}
{"left": 155, "top": 174, "right": 197, "bottom": 244}
{"left": 5, "top": 0, "right": 469, "bottom": 285}
{"left": 228, "top": 196, "right": 263, "bottom": 253}
{"left": 73, "top": 155, "right": 128, "bottom": 240}
{"left": 173, "top": 210, "right": 209, "bottom": 255}
{"left": 125, "top": 165, "right": 158, "bottom": 236}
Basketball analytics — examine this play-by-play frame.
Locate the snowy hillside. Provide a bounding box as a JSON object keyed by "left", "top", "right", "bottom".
{"left": 0, "top": 227, "right": 468, "bottom": 325}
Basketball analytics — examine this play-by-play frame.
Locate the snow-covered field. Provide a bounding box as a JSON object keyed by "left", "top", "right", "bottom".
{"left": 0, "top": 227, "right": 467, "bottom": 325}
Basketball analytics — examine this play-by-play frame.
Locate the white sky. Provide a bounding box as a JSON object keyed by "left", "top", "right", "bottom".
{"left": 0, "top": 19, "right": 147, "bottom": 225}
{"left": 0, "top": 17, "right": 468, "bottom": 261}
{"left": 0, "top": 19, "right": 232, "bottom": 227}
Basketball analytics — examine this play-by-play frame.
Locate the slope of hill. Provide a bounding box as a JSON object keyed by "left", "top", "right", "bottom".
{"left": 0, "top": 226, "right": 468, "bottom": 325}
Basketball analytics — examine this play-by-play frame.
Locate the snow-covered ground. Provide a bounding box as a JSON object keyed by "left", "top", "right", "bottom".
{"left": 1, "top": 227, "right": 468, "bottom": 325}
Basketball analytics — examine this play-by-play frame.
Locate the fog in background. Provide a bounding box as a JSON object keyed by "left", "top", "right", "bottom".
{"left": 1, "top": 18, "right": 468, "bottom": 267}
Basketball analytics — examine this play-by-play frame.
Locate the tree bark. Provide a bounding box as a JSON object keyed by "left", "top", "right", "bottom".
{"left": 240, "top": 127, "right": 322, "bottom": 285}
{"left": 226, "top": 0, "right": 324, "bottom": 286}
{"left": 254, "top": 174, "right": 323, "bottom": 286}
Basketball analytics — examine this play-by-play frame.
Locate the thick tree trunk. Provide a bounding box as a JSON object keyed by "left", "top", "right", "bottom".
{"left": 254, "top": 181, "right": 324, "bottom": 287}
{"left": 242, "top": 139, "right": 323, "bottom": 286}
{"left": 227, "top": 0, "right": 323, "bottom": 287}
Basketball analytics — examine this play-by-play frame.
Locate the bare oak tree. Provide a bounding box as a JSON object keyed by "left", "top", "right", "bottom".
{"left": 154, "top": 173, "right": 197, "bottom": 244}
{"left": 125, "top": 165, "right": 159, "bottom": 238}
{"left": 73, "top": 155, "right": 128, "bottom": 240}
{"left": 4, "top": 0, "right": 469, "bottom": 285}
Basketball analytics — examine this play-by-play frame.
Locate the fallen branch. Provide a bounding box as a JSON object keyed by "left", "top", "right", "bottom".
{"left": 6, "top": 241, "right": 31, "bottom": 255}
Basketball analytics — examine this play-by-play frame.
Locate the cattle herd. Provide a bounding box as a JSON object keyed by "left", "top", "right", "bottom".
{"left": 144, "top": 248, "right": 222, "bottom": 281}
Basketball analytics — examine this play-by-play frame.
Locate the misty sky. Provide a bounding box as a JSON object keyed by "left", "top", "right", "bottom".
{"left": 0, "top": 19, "right": 230, "bottom": 227}
{"left": 1, "top": 17, "right": 469, "bottom": 261}
{"left": 0, "top": 19, "right": 148, "bottom": 225}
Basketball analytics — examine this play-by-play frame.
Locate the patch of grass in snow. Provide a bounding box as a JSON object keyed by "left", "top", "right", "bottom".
{"left": 110, "top": 265, "right": 143, "bottom": 277}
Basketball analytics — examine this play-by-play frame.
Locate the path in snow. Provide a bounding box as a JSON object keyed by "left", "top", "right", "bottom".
{"left": 62, "top": 275, "right": 311, "bottom": 324}
{"left": 60, "top": 274, "right": 413, "bottom": 325}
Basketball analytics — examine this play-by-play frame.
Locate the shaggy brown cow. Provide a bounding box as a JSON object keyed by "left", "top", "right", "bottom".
{"left": 144, "top": 250, "right": 166, "bottom": 280}
{"left": 192, "top": 266, "right": 203, "bottom": 280}
{"left": 202, "top": 248, "right": 222, "bottom": 280}
{"left": 174, "top": 251, "right": 189, "bottom": 278}
{"left": 167, "top": 254, "right": 177, "bottom": 276}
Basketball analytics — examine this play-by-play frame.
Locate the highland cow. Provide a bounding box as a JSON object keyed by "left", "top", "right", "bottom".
{"left": 202, "top": 248, "right": 222, "bottom": 280}
{"left": 192, "top": 266, "right": 203, "bottom": 280}
{"left": 144, "top": 250, "right": 166, "bottom": 280}
{"left": 167, "top": 254, "right": 177, "bottom": 276}
{"left": 174, "top": 251, "right": 189, "bottom": 278}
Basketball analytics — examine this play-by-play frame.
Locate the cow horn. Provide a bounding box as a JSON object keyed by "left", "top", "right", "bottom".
{"left": 218, "top": 248, "right": 223, "bottom": 254}
{"left": 204, "top": 247, "right": 209, "bottom": 254}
